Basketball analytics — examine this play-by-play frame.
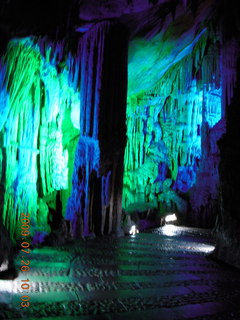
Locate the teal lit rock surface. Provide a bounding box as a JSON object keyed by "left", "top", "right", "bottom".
{"left": 0, "top": 0, "right": 239, "bottom": 270}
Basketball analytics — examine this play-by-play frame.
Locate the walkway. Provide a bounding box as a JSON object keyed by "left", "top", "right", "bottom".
{"left": 1, "top": 225, "right": 240, "bottom": 319}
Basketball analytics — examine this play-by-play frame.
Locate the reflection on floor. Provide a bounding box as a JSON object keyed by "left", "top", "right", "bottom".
{"left": 1, "top": 226, "right": 240, "bottom": 319}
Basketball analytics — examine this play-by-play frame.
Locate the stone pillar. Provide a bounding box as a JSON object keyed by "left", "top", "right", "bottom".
{"left": 67, "top": 21, "right": 128, "bottom": 237}
{"left": 213, "top": 37, "right": 240, "bottom": 267}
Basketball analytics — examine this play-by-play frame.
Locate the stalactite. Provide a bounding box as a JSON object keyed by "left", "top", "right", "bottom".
{"left": 66, "top": 137, "right": 100, "bottom": 236}
{"left": 66, "top": 23, "right": 108, "bottom": 237}
{"left": 1, "top": 38, "right": 42, "bottom": 240}
{"left": 123, "top": 30, "right": 223, "bottom": 224}
{"left": 221, "top": 40, "right": 240, "bottom": 115}
{"left": 0, "top": 37, "right": 81, "bottom": 242}
{"left": 0, "top": 63, "right": 9, "bottom": 133}
{"left": 67, "top": 22, "right": 128, "bottom": 237}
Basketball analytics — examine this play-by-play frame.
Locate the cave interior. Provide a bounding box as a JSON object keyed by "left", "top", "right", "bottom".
{"left": 0, "top": 0, "right": 240, "bottom": 273}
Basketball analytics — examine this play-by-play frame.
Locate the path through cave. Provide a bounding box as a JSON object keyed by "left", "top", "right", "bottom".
{"left": 1, "top": 226, "right": 240, "bottom": 319}
{"left": 1, "top": 0, "right": 240, "bottom": 318}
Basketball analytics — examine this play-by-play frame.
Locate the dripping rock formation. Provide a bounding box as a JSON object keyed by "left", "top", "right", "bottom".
{"left": 0, "top": 0, "right": 240, "bottom": 271}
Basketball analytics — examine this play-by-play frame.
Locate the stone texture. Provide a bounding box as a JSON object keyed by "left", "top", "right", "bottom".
{"left": 1, "top": 226, "right": 240, "bottom": 319}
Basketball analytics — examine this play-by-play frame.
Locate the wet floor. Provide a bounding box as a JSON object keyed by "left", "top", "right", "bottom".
{"left": 1, "top": 225, "right": 240, "bottom": 319}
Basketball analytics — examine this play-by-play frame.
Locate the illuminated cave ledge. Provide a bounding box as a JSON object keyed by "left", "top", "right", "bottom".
{"left": 123, "top": 33, "right": 223, "bottom": 226}
{"left": 0, "top": 37, "right": 80, "bottom": 242}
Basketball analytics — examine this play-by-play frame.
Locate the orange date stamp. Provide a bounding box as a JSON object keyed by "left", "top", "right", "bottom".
{"left": 20, "top": 212, "right": 31, "bottom": 308}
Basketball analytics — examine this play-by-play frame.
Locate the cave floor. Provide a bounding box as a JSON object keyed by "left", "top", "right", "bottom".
{"left": 1, "top": 225, "right": 240, "bottom": 319}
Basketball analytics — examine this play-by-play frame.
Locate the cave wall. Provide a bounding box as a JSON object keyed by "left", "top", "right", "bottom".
{"left": 0, "top": 24, "right": 128, "bottom": 242}
{"left": 211, "top": 0, "right": 240, "bottom": 267}
{"left": 123, "top": 30, "right": 224, "bottom": 227}
{"left": 0, "top": 37, "right": 80, "bottom": 243}
{"left": 1, "top": 0, "right": 239, "bottom": 256}
{"left": 0, "top": 0, "right": 223, "bottom": 243}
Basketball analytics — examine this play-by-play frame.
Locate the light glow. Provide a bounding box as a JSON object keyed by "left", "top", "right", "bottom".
{"left": 162, "top": 224, "right": 179, "bottom": 237}
{"left": 0, "top": 260, "right": 8, "bottom": 272}
{"left": 165, "top": 213, "right": 177, "bottom": 223}
{"left": 194, "top": 244, "right": 215, "bottom": 254}
{"left": 129, "top": 225, "right": 139, "bottom": 236}
{"left": 0, "top": 280, "right": 13, "bottom": 294}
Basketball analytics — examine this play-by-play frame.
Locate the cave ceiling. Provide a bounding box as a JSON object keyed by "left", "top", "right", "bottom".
{"left": 0, "top": 0, "right": 216, "bottom": 95}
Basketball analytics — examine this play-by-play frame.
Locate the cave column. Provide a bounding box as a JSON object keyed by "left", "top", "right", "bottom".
{"left": 218, "top": 38, "right": 240, "bottom": 228}
{"left": 67, "top": 21, "right": 128, "bottom": 237}
{"left": 214, "top": 33, "right": 240, "bottom": 266}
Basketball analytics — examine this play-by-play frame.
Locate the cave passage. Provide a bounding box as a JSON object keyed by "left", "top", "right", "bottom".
{"left": 1, "top": 0, "right": 240, "bottom": 318}
{"left": 1, "top": 226, "right": 240, "bottom": 319}
{"left": 0, "top": 1, "right": 225, "bottom": 244}
{"left": 0, "top": 0, "right": 240, "bottom": 285}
